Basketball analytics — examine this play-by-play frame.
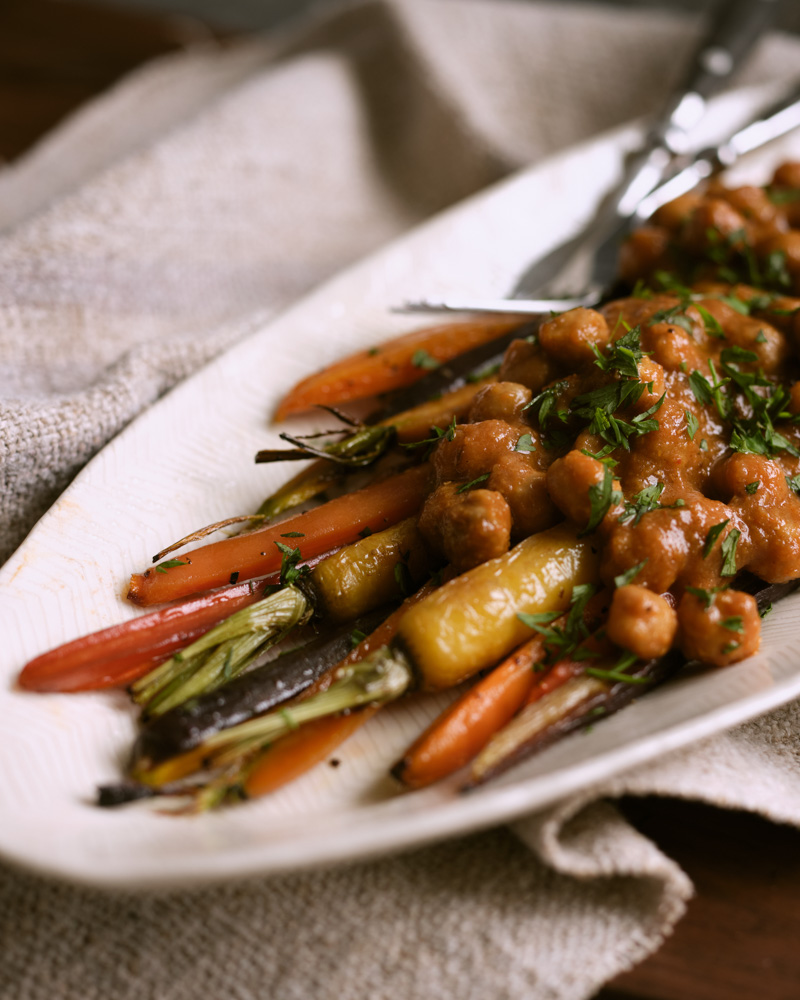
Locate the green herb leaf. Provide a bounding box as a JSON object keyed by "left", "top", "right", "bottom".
{"left": 515, "top": 433, "right": 535, "bottom": 454}
{"left": 614, "top": 559, "right": 648, "bottom": 588}
{"left": 349, "top": 629, "right": 367, "bottom": 649}
{"left": 456, "top": 473, "right": 490, "bottom": 494}
{"left": 581, "top": 466, "right": 620, "bottom": 536}
{"left": 745, "top": 481, "right": 759, "bottom": 495}
{"left": 720, "top": 528, "right": 741, "bottom": 577}
{"left": 275, "top": 542, "right": 309, "bottom": 587}
{"left": 702, "top": 519, "right": 730, "bottom": 559}
{"left": 411, "top": 348, "right": 440, "bottom": 370}
{"left": 721, "top": 616, "right": 744, "bottom": 633}
{"left": 685, "top": 410, "right": 699, "bottom": 441}
{"left": 155, "top": 558, "right": 190, "bottom": 574}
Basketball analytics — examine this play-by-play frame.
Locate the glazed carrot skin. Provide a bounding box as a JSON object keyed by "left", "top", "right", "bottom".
{"left": 18, "top": 580, "right": 267, "bottom": 692}
{"left": 242, "top": 709, "right": 379, "bottom": 798}
{"left": 274, "top": 317, "right": 523, "bottom": 420}
{"left": 392, "top": 633, "right": 546, "bottom": 789}
{"left": 128, "top": 463, "right": 433, "bottom": 607}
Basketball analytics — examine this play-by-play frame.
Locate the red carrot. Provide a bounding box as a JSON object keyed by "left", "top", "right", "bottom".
{"left": 127, "top": 464, "right": 433, "bottom": 607}
{"left": 18, "top": 581, "right": 268, "bottom": 692}
{"left": 274, "top": 317, "right": 524, "bottom": 420}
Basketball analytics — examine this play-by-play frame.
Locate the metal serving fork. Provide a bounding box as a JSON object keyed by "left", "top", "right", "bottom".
{"left": 399, "top": 0, "right": 783, "bottom": 317}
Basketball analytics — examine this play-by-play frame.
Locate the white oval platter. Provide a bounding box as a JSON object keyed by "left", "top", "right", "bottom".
{"left": 3, "top": 86, "right": 800, "bottom": 888}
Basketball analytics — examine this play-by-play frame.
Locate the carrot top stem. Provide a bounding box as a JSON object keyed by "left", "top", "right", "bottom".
{"left": 203, "top": 646, "right": 412, "bottom": 766}
{"left": 131, "top": 585, "right": 312, "bottom": 717}
{"left": 257, "top": 424, "right": 396, "bottom": 468}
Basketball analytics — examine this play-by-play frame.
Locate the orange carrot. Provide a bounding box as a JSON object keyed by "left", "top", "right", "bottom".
{"left": 274, "top": 317, "right": 524, "bottom": 420}
{"left": 391, "top": 632, "right": 547, "bottom": 789}
{"left": 128, "top": 463, "right": 433, "bottom": 607}
{"left": 242, "top": 708, "right": 380, "bottom": 798}
{"left": 18, "top": 580, "right": 268, "bottom": 692}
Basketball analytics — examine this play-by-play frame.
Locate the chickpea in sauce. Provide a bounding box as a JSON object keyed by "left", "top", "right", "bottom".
{"left": 420, "top": 161, "right": 800, "bottom": 670}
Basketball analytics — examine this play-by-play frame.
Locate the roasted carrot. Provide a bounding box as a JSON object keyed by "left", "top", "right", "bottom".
{"left": 18, "top": 580, "right": 268, "bottom": 692}
{"left": 241, "top": 708, "right": 380, "bottom": 798}
{"left": 274, "top": 317, "right": 524, "bottom": 419}
{"left": 128, "top": 463, "right": 433, "bottom": 606}
{"left": 392, "top": 633, "right": 546, "bottom": 789}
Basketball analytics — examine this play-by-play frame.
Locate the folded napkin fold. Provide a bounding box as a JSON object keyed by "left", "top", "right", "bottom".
{"left": 3, "top": 2, "right": 800, "bottom": 998}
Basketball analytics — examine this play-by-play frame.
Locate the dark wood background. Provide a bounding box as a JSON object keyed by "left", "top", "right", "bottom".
{"left": 4, "top": 3, "right": 800, "bottom": 998}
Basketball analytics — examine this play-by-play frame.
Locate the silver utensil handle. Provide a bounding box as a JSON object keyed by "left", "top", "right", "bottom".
{"left": 615, "top": 0, "right": 781, "bottom": 215}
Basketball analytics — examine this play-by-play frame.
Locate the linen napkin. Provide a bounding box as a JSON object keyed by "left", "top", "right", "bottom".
{"left": 3, "top": 2, "right": 800, "bottom": 998}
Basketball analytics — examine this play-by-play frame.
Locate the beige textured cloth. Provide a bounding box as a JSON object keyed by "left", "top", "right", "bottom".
{"left": 2, "top": 2, "right": 800, "bottom": 997}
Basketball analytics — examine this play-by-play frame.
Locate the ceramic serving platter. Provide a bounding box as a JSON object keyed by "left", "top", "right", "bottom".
{"left": 3, "top": 85, "right": 800, "bottom": 889}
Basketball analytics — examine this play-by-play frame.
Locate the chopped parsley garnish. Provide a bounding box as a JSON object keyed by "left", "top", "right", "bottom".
{"left": 592, "top": 325, "right": 649, "bottom": 378}
{"left": 394, "top": 555, "right": 413, "bottom": 597}
{"left": 456, "top": 473, "right": 490, "bottom": 494}
{"left": 280, "top": 531, "right": 305, "bottom": 538}
{"left": 614, "top": 559, "right": 648, "bottom": 588}
{"left": 720, "top": 529, "right": 741, "bottom": 577}
{"left": 586, "top": 652, "right": 648, "bottom": 685}
{"left": 515, "top": 433, "right": 535, "bottom": 453}
{"left": 517, "top": 583, "right": 597, "bottom": 665}
{"left": 349, "top": 629, "right": 367, "bottom": 649}
{"left": 685, "top": 584, "right": 727, "bottom": 609}
{"left": 745, "top": 481, "right": 760, "bottom": 494}
{"left": 580, "top": 466, "right": 621, "bottom": 536}
{"left": 702, "top": 519, "right": 730, "bottom": 559}
{"left": 721, "top": 616, "right": 744, "bottom": 633}
{"left": 411, "top": 348, "right": 440, "bottom": 370}
{"left": 721, "top": 641, "right": 741, "bottom": 655}
{"left": 618, "top": 482, "right": 683, "bottom": 527}
{"left": 787, "top": 474, "right": 800, "bottom": 493}
{"left": 402, "top": 415, "right": 457, "bottom": 456}
{"left": 275, "top": 542, "right": 309, "bottom": 587}
{"left": 155, "top": 558, "right": 189, "bottom": 574}
{"left": 694, "top": 303, "right": 725, "bottom": 339}
{"left": 685, "top": 410, "right": 699, "bottom": 441}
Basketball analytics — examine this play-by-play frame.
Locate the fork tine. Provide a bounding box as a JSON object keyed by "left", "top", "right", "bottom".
{"left": 393, "top": 294, "right": 594, "bottom": 315}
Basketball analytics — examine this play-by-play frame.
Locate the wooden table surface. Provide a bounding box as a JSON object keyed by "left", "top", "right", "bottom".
{"left": 5, "top": 3, "right": 800, "bottom": 998}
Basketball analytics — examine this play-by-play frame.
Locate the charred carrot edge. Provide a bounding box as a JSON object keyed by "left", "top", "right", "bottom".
{"left": 274, "top": 317, "right": 524, "bottom": 420}
{"left": 18, "top": 581, "right": 267, "bottom": 692}
{"left": 391, "top": 633, "right": 546, "bottom": 790}
{"left": 128, "top": 463, "right": 434, "bottom": 607}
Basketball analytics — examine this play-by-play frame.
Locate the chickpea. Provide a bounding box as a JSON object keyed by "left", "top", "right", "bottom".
{"left": 468, "top": 381, "right": 532, "bottom": 425}
{"left": 418, "top": 483, "right": 511, "bottom": 573}
{"left": 618, "top": 226, "right": 671, "bottom": 283}
{"left": 499, "top": 339, "right": 555, "bottom": 392}
{"left": 488, "top": 453, "right": 560, "bottom": 538}
{"left": 720, "top": 185, "right": 779, "bottom": 227}
{"left": 681, "top": 198, "right": 749, "bottom": 256}
{"left": 606, "top": 585, "right": 677, "bottom": 660}
{"left": 721, "top": 453, "right": 800, "bottom": 584}
{"left": 756, "top": 231, "right": 800, "bottom": 290}
{"left": 771, "top": 162, "right": 800, "bottom": 189}
{"left": 433, "top": 419, "right": 517, "bottom": 485}
{"left": 538, "top": 308, "right": 611, "bottom": 369}
{"left": 630, "top": 357, "right": 666, "bottom": 414}
{"left": 546, "top": 450, "right": 622, "bottom": 531}
{"left": 677, "top": 589, "right": 760, "bottom": 667}
{"left": 652, "top": 192, "right": 703, "bottom": 232}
